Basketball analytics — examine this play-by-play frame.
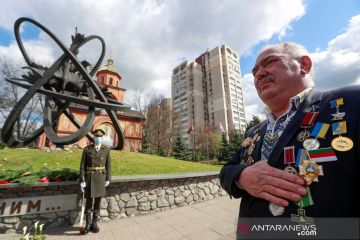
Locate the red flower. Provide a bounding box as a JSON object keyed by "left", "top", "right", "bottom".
{"left": 39, "top": 177, "right": 49, "bottom": 183}
{"left": 55, "top": 178, "right": 61, "bottom": 182}
{"left": 0, "top": 180, "right": 9, "bottom": 184}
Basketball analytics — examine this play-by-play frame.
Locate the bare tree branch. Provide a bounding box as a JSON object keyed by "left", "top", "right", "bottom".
{"left": 0, "top": 57, "right": 44, "bottom": 142}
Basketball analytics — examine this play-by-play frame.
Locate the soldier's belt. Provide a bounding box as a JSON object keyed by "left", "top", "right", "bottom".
{"left": 86, "top": 166, "right": 105, "bottom": 171}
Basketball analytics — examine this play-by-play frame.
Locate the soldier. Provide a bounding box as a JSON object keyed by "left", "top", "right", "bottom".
{"left": 80, "top": 129, "right": 111, "bottom": 234}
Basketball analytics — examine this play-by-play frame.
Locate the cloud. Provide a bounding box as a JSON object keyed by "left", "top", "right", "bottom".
{"left": 0, "top": 0, "right": 306, "bottom": 104}
{"left": 243, "top": 14, "right": 360, "bottom": 121}
{"left": 0, "top": 39, "right": 55, "bottom": 67}
{"left": 241, "top": 74, "right": 266, "bottom": 122}
{"left": 311, "top": 14, "right": 360, "bottom": 90}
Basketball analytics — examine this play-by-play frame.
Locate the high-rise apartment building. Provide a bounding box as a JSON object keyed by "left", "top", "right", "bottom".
{"left": 171, "top": 45, "right": 246, "bottom": 143}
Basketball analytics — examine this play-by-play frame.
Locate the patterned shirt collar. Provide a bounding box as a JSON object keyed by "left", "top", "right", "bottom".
{"left": 260, "top": 88, "right": 312, "bottom": 162}
{"left": 265, "top": 88, "right": 312, "bottom": 124}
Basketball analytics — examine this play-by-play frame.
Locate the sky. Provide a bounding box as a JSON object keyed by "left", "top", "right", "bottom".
{"left": 0, "top": 0, "right": 359, "bottom": 122}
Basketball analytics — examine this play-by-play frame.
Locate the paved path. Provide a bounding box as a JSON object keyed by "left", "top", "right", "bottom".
{"left": 1, "top": 197, "right": 240, "bottom": 240}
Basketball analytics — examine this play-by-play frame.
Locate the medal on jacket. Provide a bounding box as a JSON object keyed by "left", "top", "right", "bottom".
{"left": 308, "top": 147, "right": 338, "bottom": 163}
{"left": 303, "top": 122, "right": 330, "bottom": 150}
{"left": 269, "top": 202, "right": 284, "bottom": 216}
{"left": 245, "top": 156, "right": 255, "bottom": 166}
{"left": 269, "top": 146, "right": 296, "bottom": 216}
{"left": 331, "top": 121, "right": 353, "bottom": 151}
{"left": 299, "top": 160, "right": 320, "bottom": 185}
{"left": 332, "top": 136, "right": 353, "bottom": 152}
{"left": 295, "top": 186, "right": 314, "bottom": 207}
{"left": 292, "top": 187, "right": 315, "bottom": 225}
{"left": 330, "top": 98, "right": 345, "bottom": 121}
{"left": 299, "top": 161, "right": 324, "bottom": 182}
{"left": 295, "top": 149, "right": 308, "bottom": 167}
{"left": 297, "top": 112, "right": 319, "bottom": 142}
{"left": 313, "top": 165, "right": 324, "bottom": 182}
{"left": 297, "top": 130, "right": 311, "bottom": 142}
{"left": 291, "top": 208, "right": 314, "bottom": 225}
{"left": 284, "top": 146, "right": 297, "bottom": 174}
{"left": 241, "top": 133, "right": 260, "bottom": 166}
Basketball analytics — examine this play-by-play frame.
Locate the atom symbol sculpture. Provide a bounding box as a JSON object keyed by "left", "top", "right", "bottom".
{"left": 1, "top": 17, "right": 130, "bottom": 150}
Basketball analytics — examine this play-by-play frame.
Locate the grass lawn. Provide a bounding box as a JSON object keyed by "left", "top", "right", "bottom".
{"left": 0, "top": 148, "right": 221, "bottom": 176}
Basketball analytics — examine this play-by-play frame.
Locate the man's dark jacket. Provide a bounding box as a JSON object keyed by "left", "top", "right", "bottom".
{"left": 220, "top": 86, "right": 360, "bottom": 218}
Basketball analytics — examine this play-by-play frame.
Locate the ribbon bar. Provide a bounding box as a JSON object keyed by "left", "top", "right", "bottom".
{"left": 332, "top": 121, "right": 347, "bottom": 135}
{"left": 311, "top": 122, "right": 330, "bottom": 138}
{"left": 301, "top": 112, "right": 319, "bottom": 127}
{"left": 284, "top": 146, "right": 295, "bottom": 164}
{"left": 330, "top": 98, "right": 344, "bottom": 108}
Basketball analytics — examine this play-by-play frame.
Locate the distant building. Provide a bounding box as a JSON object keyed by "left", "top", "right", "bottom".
{"left": 171, "top": 45, "right": 246, "bottom": 143}
{"left": 38, "top": 58, "right": 146, "bottom": 151}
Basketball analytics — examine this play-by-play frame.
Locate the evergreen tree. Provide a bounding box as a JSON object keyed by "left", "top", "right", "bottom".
{"left": 158, "top": 148, "right": 167, "bottom": 157}
{"left": 246, "top": 115, "right": 261, "bottom": 132}
{"left": 229, "top": 130, "right": 244, "bottom": 153}
{"left": 140, "top": 132, "right": 150, "bottom": 153}
{"left": 172, "top": 133, "right": 191, "bottom": 160}
{"left": 0, "top": 141, "right": 6, "bottom": 149}
{"left": 218, "top": 132, "right": 231, "bottom": 161}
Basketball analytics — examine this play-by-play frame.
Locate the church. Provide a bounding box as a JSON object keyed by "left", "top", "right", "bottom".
{"left": 38, "top": 58, "right": 145, "bottom": 151}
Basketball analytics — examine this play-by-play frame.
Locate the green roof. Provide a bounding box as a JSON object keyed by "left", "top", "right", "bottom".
{"left": 98, "top": 57, "right": 118, "bottom": 73}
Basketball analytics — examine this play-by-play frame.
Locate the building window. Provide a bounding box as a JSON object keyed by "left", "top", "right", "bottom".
{"left": 101, "top": 76, "right": 104, "bottom": 84}
{"left": 110, "top": 77, "right": 113, "bottom": 86}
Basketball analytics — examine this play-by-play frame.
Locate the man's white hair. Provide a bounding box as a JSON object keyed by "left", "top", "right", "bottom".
{"left": 261, "top": 42, "right": 315, "bottom": 83}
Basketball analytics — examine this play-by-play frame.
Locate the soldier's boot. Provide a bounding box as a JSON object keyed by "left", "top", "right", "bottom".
{"left": 91, "top": 214, "right": 100, "bottom": 233}
{"left": 84, "top": 214, "right": 92, "bottom": 234}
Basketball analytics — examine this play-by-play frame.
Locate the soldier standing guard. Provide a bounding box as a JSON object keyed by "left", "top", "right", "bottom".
{"left": 80, "top": 129, "right": 111, "bottom": 234}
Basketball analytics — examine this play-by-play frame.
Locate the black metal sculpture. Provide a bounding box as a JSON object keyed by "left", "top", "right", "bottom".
{"left": 1, "top": 17, "right": 130, "bottom": 150}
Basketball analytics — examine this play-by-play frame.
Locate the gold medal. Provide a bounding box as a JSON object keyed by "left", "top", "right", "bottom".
{"left": 247, "top": 144, "right": 255, "bottom": 155}
{"left": 242, "top": 137, "right": 251, "bottom": 147}
{"left": 299, "top": 160, "right": 320, "bottom": 185}
{"left": 331, "top": 136, "right": 353, "bottom": 151}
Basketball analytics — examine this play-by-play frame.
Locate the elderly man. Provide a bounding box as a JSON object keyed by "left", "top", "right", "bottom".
{"left": 80, "top": 129, "right": 111, "bottom": 234}
{"left": 220, "top": 42, "right": 359, "bottom": 234}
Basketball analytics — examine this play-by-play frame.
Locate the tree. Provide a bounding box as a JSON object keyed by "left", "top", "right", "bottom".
{"left": 218, "top": 132, "right": 232, "bottom": 161}
{"left": 0, "top": 57, "right": 44, "bottom": 144}
{"left": 140, "top": 130, "right": 150, "bottom": 153}
{"left": 229, "top": 129, "right": 244, "bottom": 154}
{"left": 130, "top": 87, "right": 155, "bottom": 116}
{"left": 204, "top": 130, "right": 222, "bottom": 160}
{"left": 189, "top": 126, "right": 222, "bottom": 161}
{"left": 172, "top": 133, "right": 191, "bottom": 160}
{"left": 246, "top": 115, "right": 261, "bottom": 132}
{"left": 143, "top": 93, "right": 165, "bottom": 155}
{"left": 139, "top": 90, "right": 182, "bottom": 156}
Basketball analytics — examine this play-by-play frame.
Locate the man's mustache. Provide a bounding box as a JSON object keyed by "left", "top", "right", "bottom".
{"left": 258, "top": 75, "right": 274, "bottom": 84}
